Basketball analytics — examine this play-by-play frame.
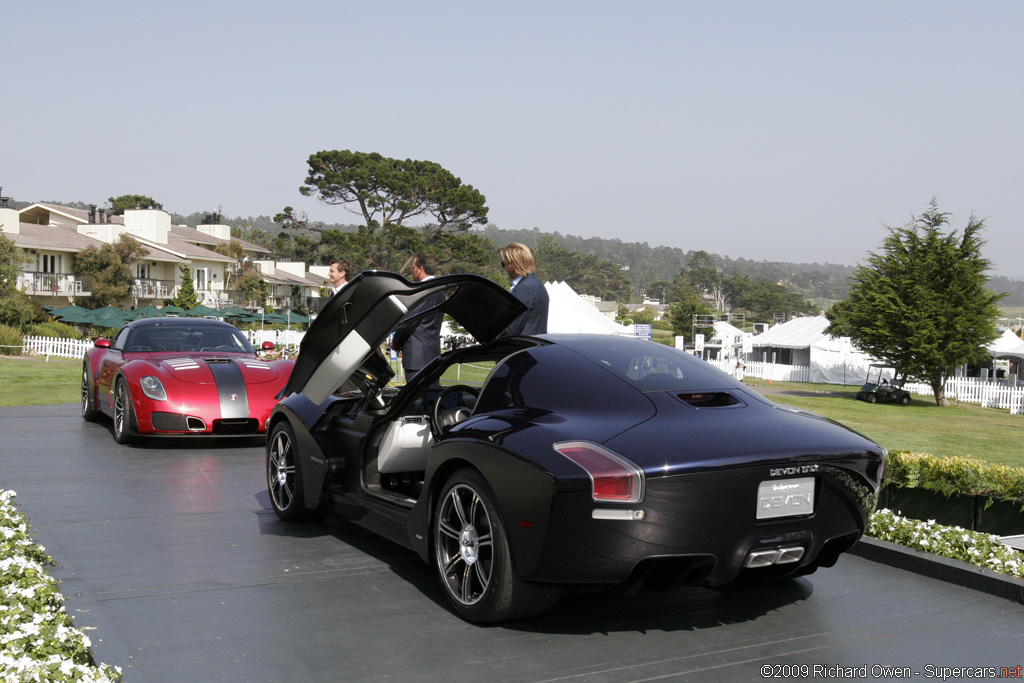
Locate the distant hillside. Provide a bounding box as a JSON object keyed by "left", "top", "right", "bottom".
{"left": 476, "top": 226, "right": 1024, "bottom": 306}
{"left": 12, "top": 199, "right": 1023, "bottom": 305}
{"left": 478, "top": 226, "right": 857, "bottom": 303}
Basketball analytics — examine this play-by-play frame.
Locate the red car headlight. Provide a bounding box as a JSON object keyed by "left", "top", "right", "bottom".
{"left": 554, "top": 441, "right": 645, "bottom": 503}
{"left": 140, "top": 376, "right": 167, "bottom": 401}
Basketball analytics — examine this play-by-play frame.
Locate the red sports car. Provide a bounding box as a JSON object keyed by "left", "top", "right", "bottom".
{"left": 82, "top": 317, "right": 294, "bottom": 443}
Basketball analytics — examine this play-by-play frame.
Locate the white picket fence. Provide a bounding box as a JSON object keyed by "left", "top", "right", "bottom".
{"left": 20, "top": 336, "right": 93, "bottom": 360}
{"left": 16, "top": 332, "right": 304, "bottom": 360}
{"left": 707, "top": 358, "right": 1024, "bottom": 415}
{"left": 244, "top": 329, "right": 304, "bottom": 349}
{"left": 903, "top": 377, "right": 1024, "bottom": 415}
{"left": 707, "top": 358, "right": 811, "bottom": 383}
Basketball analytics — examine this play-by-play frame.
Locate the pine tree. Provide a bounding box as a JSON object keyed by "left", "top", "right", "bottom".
{"left": 173, "top": 264, "right": 201, "bottom": 310}
{"left": 826, "top": 199, "right": 1004, "bottom": 405}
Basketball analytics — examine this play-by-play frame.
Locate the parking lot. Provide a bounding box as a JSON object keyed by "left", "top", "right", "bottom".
{"left": 3, "top": 404, "right": 1023, "bottom": 682}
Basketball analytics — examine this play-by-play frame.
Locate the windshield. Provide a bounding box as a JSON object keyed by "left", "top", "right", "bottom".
{"left": 126, "top": 324, "right": 255, "bottom": 354}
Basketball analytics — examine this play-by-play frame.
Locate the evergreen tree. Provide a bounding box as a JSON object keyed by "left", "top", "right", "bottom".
{"left": 0, "top": 234, "right": 36, "bottom": 328}
{"left": 108, "top": 194, "right": 159, "bottom": 215}
{"left": 826, "top": 199, "right": 1004, "bottom": 406}
{"left": 173, "top": 264, "right": 201, "bottom": 309}
{"left": 75, "top": 234, "right": 149, "bottom": 307}
{"left": 298, "top": 150, "right": 488, "bottom": 270}
{"left": 666, "top": 270, "right": 715, "bottom": 341}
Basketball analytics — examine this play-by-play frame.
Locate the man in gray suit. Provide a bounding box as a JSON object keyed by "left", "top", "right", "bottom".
{"left": 391, "top": 254, "right": 445, "bottom": 381}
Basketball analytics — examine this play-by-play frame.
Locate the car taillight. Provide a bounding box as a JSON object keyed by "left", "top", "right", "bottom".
{"left": 554, "top": 441, "right": 644, "bottom": 503}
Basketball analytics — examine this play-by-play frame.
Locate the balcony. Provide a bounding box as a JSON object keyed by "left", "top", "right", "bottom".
{"left": 19, "top": 272, "right": 93, "bottom": 297}
{"left": 215, "top": 290, "right": 251, "bottom": 307}
{"left": 131, "top": 279, "right": 174, "bottom": 299}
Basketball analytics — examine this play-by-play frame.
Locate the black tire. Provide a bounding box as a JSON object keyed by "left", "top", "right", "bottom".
{"left": 267, "top": 420, "right": 312, "bottom": 521}
{"left": 866, "top": 394, "right": 878, "bottom": 404}
{"left": 433, "top": 468, "right": 560, "bottom": 622}
{"left": 112, "top": 377, "right": 136, "bottom": 444}
{"left": 899, "top": 394, "right": 911, "bottom": 405}
{"left": 81, "top": 363, "right": 100, "bottom": 422}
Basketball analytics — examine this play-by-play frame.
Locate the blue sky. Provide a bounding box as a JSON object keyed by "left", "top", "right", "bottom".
{"left": 5, "top": 1, "right": 1023, "bottom": 277}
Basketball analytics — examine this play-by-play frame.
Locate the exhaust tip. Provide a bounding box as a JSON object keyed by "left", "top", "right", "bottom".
{"left": 744, "top": 545, "right": 805, "bottom": 568}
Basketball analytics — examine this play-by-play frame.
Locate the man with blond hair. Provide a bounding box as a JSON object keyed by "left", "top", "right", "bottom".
{"left": 500, "top": 243, "right": 549, "bottom": 336}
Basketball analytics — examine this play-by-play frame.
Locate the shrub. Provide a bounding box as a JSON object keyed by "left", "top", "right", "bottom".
{"left": 886, "top": 450, "right": 1024, "bottom": 502}
{"left": 0, "top": 324, "right": 22, "bottom": 355}
{"left": 24, "top": 321, "right": 83, "bottom": 340}
{"left": 0, "top": 292, "right": 38, "bottom": 328}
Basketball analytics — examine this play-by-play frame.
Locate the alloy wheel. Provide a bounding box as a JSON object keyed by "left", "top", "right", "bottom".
{"left": 268, "top": 429, "right": 296, "bottom": 513}
{"left": 435, "top": 482, "right": 494, "bottom": 606}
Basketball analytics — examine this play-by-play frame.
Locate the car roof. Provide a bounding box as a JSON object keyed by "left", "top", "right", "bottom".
{"left": 283, "top": 271, "right": 525, "bottom": 404}
{"left": 127, "top": 317, "right": 233, "bottom": 328}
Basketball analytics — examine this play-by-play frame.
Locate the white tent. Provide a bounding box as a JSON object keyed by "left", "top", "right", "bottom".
{"left": 988, "top": 329, "right": 1024, "bottom": 360}
{"left": 544, "top": 281, "right": 634, "bottom": 336}
{"left": 808, "top": 335, "right": 877, "bottom": 385}
{"left": 750, "top": 316, "right": 876, "bottom": 384}
{"left": 750, "top": 316, "right": 832, "bottom": 367}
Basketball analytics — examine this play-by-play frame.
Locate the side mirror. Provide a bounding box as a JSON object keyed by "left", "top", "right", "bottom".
{"left": 261, "top": 341, "right": 276, "bottom": 351}
{"left": 94, "top": 338, "right": 112, "bottom": 349}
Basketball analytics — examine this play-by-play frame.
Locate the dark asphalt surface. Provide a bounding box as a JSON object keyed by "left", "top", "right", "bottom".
{"left": 2, "top": 404, "right": 1023, "bottom": 682}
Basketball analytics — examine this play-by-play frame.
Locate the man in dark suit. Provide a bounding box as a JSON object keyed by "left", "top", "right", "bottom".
{"left": 391, "top": 253, "right": 445, "bottom": 380}
{"left": 500, "top": 242, "right": 549, "bottom": 336}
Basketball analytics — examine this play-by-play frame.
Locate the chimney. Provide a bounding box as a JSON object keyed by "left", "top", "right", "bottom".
{"left": 0, "top": 188, "right": 20, "bottom": 235}
{"left": 98, "top": 208, "right": 106, "bottom": 224}
{"left": 89, "top": 204, "right": 97, "bottom": 224}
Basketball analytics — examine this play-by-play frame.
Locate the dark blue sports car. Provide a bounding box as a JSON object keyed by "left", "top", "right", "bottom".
{"left": 266, "top": 271, "right": 887, "bottom": 622}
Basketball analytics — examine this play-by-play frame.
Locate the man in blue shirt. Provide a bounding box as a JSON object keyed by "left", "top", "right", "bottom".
{"left": 500, "top": 243, "right": 549, "bottom": 336}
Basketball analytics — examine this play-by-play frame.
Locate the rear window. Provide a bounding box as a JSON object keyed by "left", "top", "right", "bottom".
{"left": 560, "top": 336, "right": 735, "bottom": 392}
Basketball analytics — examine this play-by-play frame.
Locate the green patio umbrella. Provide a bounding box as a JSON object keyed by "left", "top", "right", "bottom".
{"left": 49, "top": 303, "right": 91, "bottom": 319}
{"left": 54, "top": 308, "right": 96, "bottom": 325}
{"left": 92, "top": 305, "right": 126, "bottom": 318}
{"left": 131, "top": 304, "right": 164, "bottom": 318}
{"left": 281, "top": 310, "right": 309, "bottom": 324}
{"left": 220, "top": 306, "right": 251, "bottom": 317}
{"left": 183, "top": 305, "right": 224, "bottom": 318}
{"left": 90, "top": 311, "right": 130, "bottom": 330}
{"left": 159, "top": 305, "right": 186, "bottom": 316}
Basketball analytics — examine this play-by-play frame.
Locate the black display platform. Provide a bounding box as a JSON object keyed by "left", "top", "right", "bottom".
{"left": 3, "top": 405, "right": 1023, "bottom": 682}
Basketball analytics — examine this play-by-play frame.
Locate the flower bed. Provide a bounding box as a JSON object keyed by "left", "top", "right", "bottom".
{"left": 1, "top": 490, "right": 121, "bottom": 682}
{"left": 867, "top": 508, "right": 1024, "bottom": 579}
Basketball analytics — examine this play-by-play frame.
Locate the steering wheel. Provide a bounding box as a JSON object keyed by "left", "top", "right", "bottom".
{"left": 431, "top": 384, "right": 480, "bottom": 438}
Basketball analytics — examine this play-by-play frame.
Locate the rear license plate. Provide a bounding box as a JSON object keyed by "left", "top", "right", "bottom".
{"left": 756, "top": 477, "right": 815, "bottom": 519}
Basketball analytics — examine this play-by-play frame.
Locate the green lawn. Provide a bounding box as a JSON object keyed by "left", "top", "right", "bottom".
{"left": 0, "top": 357, "right": 81, "bottom": 407}
{"left": 3, "top": 357, "right": 1021, "bottom": 470}
{"left": 744, "top": 378, "right": 1024, "bottom": 469}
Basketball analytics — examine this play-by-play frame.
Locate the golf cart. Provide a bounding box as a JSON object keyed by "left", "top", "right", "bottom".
{"left": 857, "top": 364, "right": 911, "bottom": 405}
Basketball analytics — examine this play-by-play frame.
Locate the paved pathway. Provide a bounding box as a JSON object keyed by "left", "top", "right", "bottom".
{"left": 3, "top": 405, "right": 1023, "bottom": 682}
